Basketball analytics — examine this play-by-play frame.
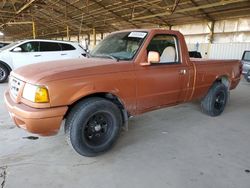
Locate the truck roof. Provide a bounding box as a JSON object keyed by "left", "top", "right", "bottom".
{"left": 111, "top": 28, "right": 181, "bottom": 35}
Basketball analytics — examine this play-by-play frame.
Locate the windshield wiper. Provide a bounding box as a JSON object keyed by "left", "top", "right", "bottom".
{"left": 104, "top": 54, "right": 119, "bottom": 61}
{"left": 94, "top": 54, "right": 119, "bottom": 61}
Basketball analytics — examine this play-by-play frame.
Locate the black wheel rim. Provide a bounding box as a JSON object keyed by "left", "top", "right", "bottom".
{"left": 214, "top": 91, "right": 226, "bottom": 111}
{"left": 0, "top": 67, "right": 6, "bottom": 81}
{"left": 82, "top": 112, "right": 114, "bottom": 147}
{"left": 246, "top": 71, "right": 250, "bottom": 81}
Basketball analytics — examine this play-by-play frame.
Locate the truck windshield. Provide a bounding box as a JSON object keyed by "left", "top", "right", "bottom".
{"left": 243, "top": 51, "right": 250, "bottom": 62}
{"left": 90, "top": 31, "right": 147, "bottom": 61}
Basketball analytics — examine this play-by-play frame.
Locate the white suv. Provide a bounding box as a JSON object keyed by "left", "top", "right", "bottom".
{"left": 0, "top": 39, "right": 86, "bottom": 83}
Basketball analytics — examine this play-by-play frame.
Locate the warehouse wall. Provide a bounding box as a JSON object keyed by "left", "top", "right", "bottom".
{"left": 187, "top": 43, "right": 250, "bottom": 59}
{"left": 174, "top": 17, "right": 250, "bottom": 59}
{"left": 173, "top": 17, "right": 250, "bottom": 43}
{"left": 209, "top": 43, "right": 250, "bottom": 59}
{"left": 54, "top": 17, "right": 250, "bottom": 59}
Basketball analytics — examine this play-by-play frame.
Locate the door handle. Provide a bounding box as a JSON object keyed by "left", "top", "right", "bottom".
{"left": 61, "top": 53, "right": 67, "bottom": 55}
{"left": 34, "top": 55, "right": 41, "bottom": 57}
{"left": 179, "top": 69, "right": 187, "bottom": 75}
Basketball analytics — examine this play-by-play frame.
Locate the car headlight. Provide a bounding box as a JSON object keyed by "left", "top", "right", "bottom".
{"left": 22, "top": 83, "right": 49, "bottom": 103}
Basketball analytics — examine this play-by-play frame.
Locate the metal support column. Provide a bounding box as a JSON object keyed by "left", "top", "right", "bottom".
{"left": 66, "top": 25, "right": 70, "bottom": 41}
{"left": 93, "top": 28, "right": 96, "bottom": 46}
{"left": 207, "top": 21, "right": 215, "bottom": 58}
{"left": 32, "top": 21, "right": 36, "bottom": 39}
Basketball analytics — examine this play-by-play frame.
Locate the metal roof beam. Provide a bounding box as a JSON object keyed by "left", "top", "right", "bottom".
{"left": 131, "top": 0, "right": 248, "bottom": 21}
{"left": 91, "top": 0, "right": 140, "bottom": 28}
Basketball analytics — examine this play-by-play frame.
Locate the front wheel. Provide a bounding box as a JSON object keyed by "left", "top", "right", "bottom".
{"left": 201, "top": 82, "right": 228, "bottom": 117}
{"left": 65, "top": 97, "right": 122, "bottom": 157}
{"left": 0, "top": 64, "right": 9, "bottom": 83}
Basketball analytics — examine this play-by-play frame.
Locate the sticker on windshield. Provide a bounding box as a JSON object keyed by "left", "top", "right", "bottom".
{"left": 128, "top": 32, "right": 147, "bottom": 38}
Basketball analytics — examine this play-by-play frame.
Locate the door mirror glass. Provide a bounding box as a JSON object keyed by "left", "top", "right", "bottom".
{"left": 148, "top": 51, "right": 160, "bottom": 64}
{"left": 140, "top": 51, "right": 160, "bottom": 66}
{"left": 12, "top": 47, "right": 22, "bottom": 52}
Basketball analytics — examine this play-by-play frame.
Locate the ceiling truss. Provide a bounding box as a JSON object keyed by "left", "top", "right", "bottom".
{"left": 0, "top": 0, "right": 249, "bottom": 40}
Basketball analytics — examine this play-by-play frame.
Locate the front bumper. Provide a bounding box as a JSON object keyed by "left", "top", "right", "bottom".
{"left": 242, "top": 63, "right": 250, "bottom": 75}
{"left": 4, "top": 91, "right": 68, "bottom": 136}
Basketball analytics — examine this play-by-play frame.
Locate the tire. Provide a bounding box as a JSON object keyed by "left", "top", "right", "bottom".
{"left": 65, "top": 97, "right": 122, "bottom": 157}
{"left": 244, "top": 70, "right": 250, "bottom": 82}
{"left": 201, "top": 82, "right": 228, "bottom": 117}
{"left": 0, "top": 64, "right": 9, "bottom": 83}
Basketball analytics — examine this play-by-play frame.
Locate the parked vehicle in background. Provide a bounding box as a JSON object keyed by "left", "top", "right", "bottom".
{"left": 189, "top": 51, "right": 202, "bottom": 58}
{"left": 0, "top": 42, "right": 10, "bottom": 48}
{"left": 0, "top": 39, "right": 86, "bottom": 83}
{"left": 241, "top": 50, "right": 250, "bottom": 82}
{"left": 4, "top": 29, "right": 241, "bottom": 157}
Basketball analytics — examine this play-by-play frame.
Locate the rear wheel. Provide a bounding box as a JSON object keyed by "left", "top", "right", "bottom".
{"left": 65, "top": 97, "right": 122, "bottom": 157}
{"left": 244, "top": 70, "right": 250, "bottom": 82}
{"left": 0, "top": 64, "right": 9, "bottom": 83}
{"left": 201, "top": 82, "right": 228, "bottom": 116}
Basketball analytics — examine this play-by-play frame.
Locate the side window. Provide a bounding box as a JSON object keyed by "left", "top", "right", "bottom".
{"left": 243, "top": 51, "right": 250, "bottom": 61}
{"left": 19, "top": 42, "right": 39, "bottom": 52}
{"left": 147, "top": 34, "right": 179, "bottom": 64}
{"left": 40, "top": 42, "right": 61, "bottom": 52}
{"left": 60, "top": 43, "right": 76, "bottom": 51}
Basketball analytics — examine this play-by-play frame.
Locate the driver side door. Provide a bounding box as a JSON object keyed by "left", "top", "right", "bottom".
{"left": 136, "top": 34, "right": 189, "bottom": 113}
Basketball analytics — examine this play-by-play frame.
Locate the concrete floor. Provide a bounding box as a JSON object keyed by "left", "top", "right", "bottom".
{"left": 0, "top": 80, "right": 250, "bottom": 188}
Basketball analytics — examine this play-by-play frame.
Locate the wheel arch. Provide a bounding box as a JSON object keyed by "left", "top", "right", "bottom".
{"left": 214, "top": 75, "right": 230, "bottom": 89}
{"left": 64, "top": 92, "right": 129, "bottom": 127}
{"left": 0, "top": 60, "right": 12, "bottom": 72}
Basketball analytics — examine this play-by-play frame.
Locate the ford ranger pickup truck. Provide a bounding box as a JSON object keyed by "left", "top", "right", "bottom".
{"left": 4, "top": 29, "right": 241, "bottom": 157}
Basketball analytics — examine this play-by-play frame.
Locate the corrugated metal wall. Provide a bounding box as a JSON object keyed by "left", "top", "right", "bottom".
{"left": 187, "top": 42, "right": 250, "bottom": 60}
{"left": 182, "top": 17, "right": 250, "bottom": 60}
{"left": 209, "top": 43, "right": 250, "bottom": 59}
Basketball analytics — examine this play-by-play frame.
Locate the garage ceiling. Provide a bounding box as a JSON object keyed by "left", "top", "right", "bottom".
{"left": 0, "top": 0, "right": 250, "bottom": 39}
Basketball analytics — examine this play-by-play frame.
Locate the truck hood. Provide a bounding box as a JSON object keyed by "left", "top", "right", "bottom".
{"left": 12, "top": 58, "right": 132, "bottom": 84}
{"left": 241, "top": 60, "right": 250, "bottom": 65}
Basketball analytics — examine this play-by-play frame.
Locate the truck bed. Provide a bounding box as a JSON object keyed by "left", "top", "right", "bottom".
{"left": 190, "top": 58, "right": 241, "bottom": 100}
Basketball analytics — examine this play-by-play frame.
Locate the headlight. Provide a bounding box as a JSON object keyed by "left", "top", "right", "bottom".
{"left": 22, "top": 83, "right": 49, "bottom": 103}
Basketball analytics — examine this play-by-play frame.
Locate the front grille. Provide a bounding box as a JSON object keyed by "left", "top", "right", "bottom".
{"left": 9, "top": 77, "right": 24, "bottom": 99}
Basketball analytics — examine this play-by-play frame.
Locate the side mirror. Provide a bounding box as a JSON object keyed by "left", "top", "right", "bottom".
{"left": 148, "top": 51, "right": 160, "bottom": 64}
{"left": 12, "top": 47, "right": 22, "bottom": 52}
{"left": 140, "top": 51, "right": 160, "bottom": 66}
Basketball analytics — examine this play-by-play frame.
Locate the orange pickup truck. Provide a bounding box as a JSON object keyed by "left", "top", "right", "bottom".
{"left": 4, "top": 29, "right": 241, "bottom": 156}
